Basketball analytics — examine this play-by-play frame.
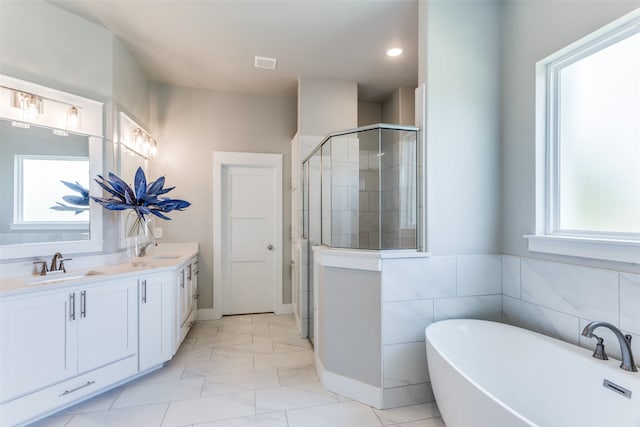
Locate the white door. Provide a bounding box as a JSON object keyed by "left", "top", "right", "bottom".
{"left": 213, "top": 152, "right": 283, "bottom": 318}
{"left": 221, "top": 165, "right": 278, "bottom": 314}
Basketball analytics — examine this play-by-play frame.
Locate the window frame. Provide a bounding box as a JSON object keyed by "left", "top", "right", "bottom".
{"left": 527, "top": 10, "right": 640, "bottom": 264}
{"left": 12, "top": 154, "right": 91, "bottom": 230}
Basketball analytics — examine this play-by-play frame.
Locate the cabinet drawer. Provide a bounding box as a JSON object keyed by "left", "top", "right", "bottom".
{"left": 0, "top": 355, "right": 137, "bottom": 427}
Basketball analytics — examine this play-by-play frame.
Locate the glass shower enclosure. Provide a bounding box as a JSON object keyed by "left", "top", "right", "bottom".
{"left": 302, "top": 124, "right": 420, "bottom": 342}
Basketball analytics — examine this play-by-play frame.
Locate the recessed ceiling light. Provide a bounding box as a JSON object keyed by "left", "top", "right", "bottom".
{"left": 385, "top": 47, "right": 404, "bottom": 57}
{"left": 254, "top": 56, "right": 277, "bottom": 70}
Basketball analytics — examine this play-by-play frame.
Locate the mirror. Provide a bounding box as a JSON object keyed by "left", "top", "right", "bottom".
{"left": 0, "top": 74, "right": 103, "bottom": 260}
{"left": 0, "top": 119, "right": 90, "bottom": 245}
{"left": 116, "top": 111, "right": 152, "bottom": 250}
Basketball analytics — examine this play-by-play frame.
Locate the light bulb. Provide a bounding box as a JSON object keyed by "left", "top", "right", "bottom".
{"left": 67, "top": 106, "right": 80, "bottom": 129}
{"left": 25, "top": 95, "right": 41, "bottom": 121}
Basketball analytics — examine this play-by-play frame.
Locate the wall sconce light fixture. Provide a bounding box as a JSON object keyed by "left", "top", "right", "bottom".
{"left": 66, "top": 106, "right": 80, "bottom": 130}
{"left": 11, "top": 90, "right": 43, "bottom": 121}
{"left": 132, "top": 127, "right": 158, "bottom": 158}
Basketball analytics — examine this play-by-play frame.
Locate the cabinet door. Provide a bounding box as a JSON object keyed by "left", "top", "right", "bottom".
{"left": 178, "top": 268, "right": 190, "bottom": 325}
{"left": 0, "top": 291, "right": 77, "bottom": 401}
{"left": 77, "top": 279, "right": 137, "bottom": 373}
{"left": 139, "top": 272, "right": 173, "bottom": 371}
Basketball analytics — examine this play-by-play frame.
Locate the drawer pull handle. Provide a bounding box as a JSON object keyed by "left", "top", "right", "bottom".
{"left": 60, "top": 380, "right": 95, "bottom": 396}
{"left": 69, "top": 293, "right": 75, "bottom": 321}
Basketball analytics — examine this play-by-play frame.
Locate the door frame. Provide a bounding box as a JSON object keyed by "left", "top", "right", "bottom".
{"left": 212, "top": 151, "right": 283, "bottom": 319}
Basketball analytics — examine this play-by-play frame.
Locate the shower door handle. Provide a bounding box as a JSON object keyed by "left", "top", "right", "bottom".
{"left": 267, "top": 244, "right": 274, "bottom": 251}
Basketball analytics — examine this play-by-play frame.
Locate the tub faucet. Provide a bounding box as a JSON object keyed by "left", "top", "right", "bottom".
{"left": 582, "top": 321, "right": 637, "bottom": 372}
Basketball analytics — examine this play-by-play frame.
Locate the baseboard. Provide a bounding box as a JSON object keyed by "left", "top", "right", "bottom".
{"left": 275, "top": 303, "right": 292, "bottom": 315}
{"left": 315, "top": 355, "right": 384, "bottom": 409}
{"left": 196, "top": 308, "right": 220, "bottom": 320}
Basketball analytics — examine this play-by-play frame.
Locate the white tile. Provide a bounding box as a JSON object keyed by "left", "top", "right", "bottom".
{"left": 222, "top": 316, "right": 254, "bottom": 325}
{"left": 396, "top": 418, "right": 446, "bottom": 427}
{"left": 272, "top": 338, "right": 312, "bottom": 353}
{"left": 383, "top": 342, "right": 429, "bottom": 388}
{"left": 374, "top": 402, "right": 440, "bottom": 426}
{"left": 380, "top": 384, "right": 434, "bottom": 409}
{"left": 27, "top": 415, "right": 73, "bottom": 427}
{"left": 112, "top": 377, "right": 204, "bottom": 408}
{"left": 213, "top": 342, "right": 274, "bottom": 358}
{"left": 383, "top": 300, "right": 434, "bottom": 345}
{"left": 254, "top": 350, "right": 314, "bottom": 370}
{"left": 66, "top": 403, "right": 169, "bottom": 427}
{"left": 521, "top": 258, "right": 619, "bottom": 323}
{"left": 195, "top": 334, "right": 253, "bottom": 348}
{"left": 162, "top": 392, "right": 255, "bottom": 426}
{"left": 203, "top": 369, "right": 281, "bottom": 392}
{"left": 170, "top": 346, "right": 214, "bottom": 365}
{"left": 501, "top": 255, "right": 521, "bottom": 298}
{"left": 194, "top": 412, "right": 288, "bottom": 427}
{"left": 216, "top": 323, "right": 270, "bottom": 335}
{"left": 277, "top": 366, "right": 319, "bottom": 386}
{"left": 456, "top": 255, "right": 502, "bottom": 296}
{"left": 255, "top": 383, "right": 338, "bottom": 413}
{"left": 620, "top": 273, "right": 640, "bottom": 335}
{"left": 182, "top": 356, "right": 255, "bottom": 378}
{"left": 57, "top": 386, "right": 122, "bottom": 415}
{"left": 382, "top": 257, "right": 456, "bottom": 302}
{"left": 433, "top": 295, "right": 502, "bottom": 322}
{"left": 286, "top": 401, "right": 382, "bottom": 427}
{"left": 133, "top": 364, "right": 185, "bottom": 385}
{"left": 502, "top": 296, "right": 580, "bottom": 345}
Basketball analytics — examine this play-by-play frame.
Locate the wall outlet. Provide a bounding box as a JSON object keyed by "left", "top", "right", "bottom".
{"left": 155, "top": 227, "right": 163, "bottom": 238}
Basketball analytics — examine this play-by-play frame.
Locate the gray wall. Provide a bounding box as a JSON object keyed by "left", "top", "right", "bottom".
{"left": 421, "top": 0, "right": 503, "bottom": 255}
{"left": 500, "top": 0, "right": 640, "bottom": 271}
{"left": 149, "top": 83, "right": 297, "bottom": 310}
{"left": 0, "top": 0, "right": 153, "bottom": 256}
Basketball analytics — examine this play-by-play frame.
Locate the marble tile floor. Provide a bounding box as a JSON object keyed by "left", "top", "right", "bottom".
{"left": 29, "top": 313, "right": 445, "bottom": 427}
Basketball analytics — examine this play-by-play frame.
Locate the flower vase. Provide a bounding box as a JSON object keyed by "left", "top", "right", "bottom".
{"left": 125, "top": 212, "right": 156, "bottom": 267}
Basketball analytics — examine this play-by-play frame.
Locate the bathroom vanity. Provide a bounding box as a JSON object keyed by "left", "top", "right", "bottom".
{"left": 0, "top": 246, "right": 198, "bottom": 426}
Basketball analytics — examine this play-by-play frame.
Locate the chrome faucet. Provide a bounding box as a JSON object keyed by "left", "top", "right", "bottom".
{"left": 582, "top": 321, "right": 637, "bottom": 372}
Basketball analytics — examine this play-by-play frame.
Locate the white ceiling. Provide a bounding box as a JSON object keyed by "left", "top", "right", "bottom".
{"left": 50, "top": 0, "right": 419, "bottom": 103}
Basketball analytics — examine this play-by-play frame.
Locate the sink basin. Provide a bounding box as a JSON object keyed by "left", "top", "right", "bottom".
{"left": 26, "top": 270, "right": 104, "bottom": 285}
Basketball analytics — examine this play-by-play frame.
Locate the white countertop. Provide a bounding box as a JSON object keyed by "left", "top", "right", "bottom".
{"left": 0, "top": 243, "right": 198, "bottom": 298}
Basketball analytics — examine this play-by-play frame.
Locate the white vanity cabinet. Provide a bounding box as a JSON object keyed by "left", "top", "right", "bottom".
{"left": 175, "top": 256, "right": 198, "bottom": 351}
{"left": 0, "top": 290, "right": 78, "bottom": 402}
{"left": 138, "top": 272, "right": 174, "bottom": 371}
{"left": 0, "top": 247, "right": 198, "bottom": 426}
{"left": 0, "top": 278, "right": 138, "bottom": 426}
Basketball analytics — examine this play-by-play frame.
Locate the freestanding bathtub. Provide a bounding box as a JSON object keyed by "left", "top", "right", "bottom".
{"left": 425, "top": 319, "right": 640, "bottom": 427}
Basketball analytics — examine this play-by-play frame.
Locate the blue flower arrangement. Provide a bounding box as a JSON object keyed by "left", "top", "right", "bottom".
{"left": 50, "top": 181, "right": 90, "bottom": 214}
{"left": 91, "top": 167, "right": 191, "bottom": 224}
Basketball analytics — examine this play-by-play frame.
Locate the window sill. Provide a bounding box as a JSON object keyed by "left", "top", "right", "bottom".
{"left": 525, "top": 234, "right": 640, "bottom": 264}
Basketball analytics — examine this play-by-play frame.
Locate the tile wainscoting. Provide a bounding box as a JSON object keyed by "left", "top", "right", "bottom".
{"left": 502, "top": 255, "right": 640, "bottom": 363}
{"left": 381, "top": 254, "right": 503, "bottom": 406}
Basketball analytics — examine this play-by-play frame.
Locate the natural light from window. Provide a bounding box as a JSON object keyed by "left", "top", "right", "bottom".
{"left": 18, "top": 157, "right": 90, "bottom": 223}
{"left": 557, "top": 31, "right": 640, "bottom": 236}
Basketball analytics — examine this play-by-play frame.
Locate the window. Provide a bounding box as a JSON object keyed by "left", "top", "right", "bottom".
{"left": 529, "top": 11, "right": 640, "bottom": 263}
{"left": 13, "top": 155, "right": 90, "bottom": 228}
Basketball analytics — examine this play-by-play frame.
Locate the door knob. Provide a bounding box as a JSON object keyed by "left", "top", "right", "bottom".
{"left": 267, "top": 244, "right": 274, "bottom": 251}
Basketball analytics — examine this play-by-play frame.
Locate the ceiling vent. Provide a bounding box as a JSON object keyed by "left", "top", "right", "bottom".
{"left": 254, "top": 56, "right": 277, "bottom": 70}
